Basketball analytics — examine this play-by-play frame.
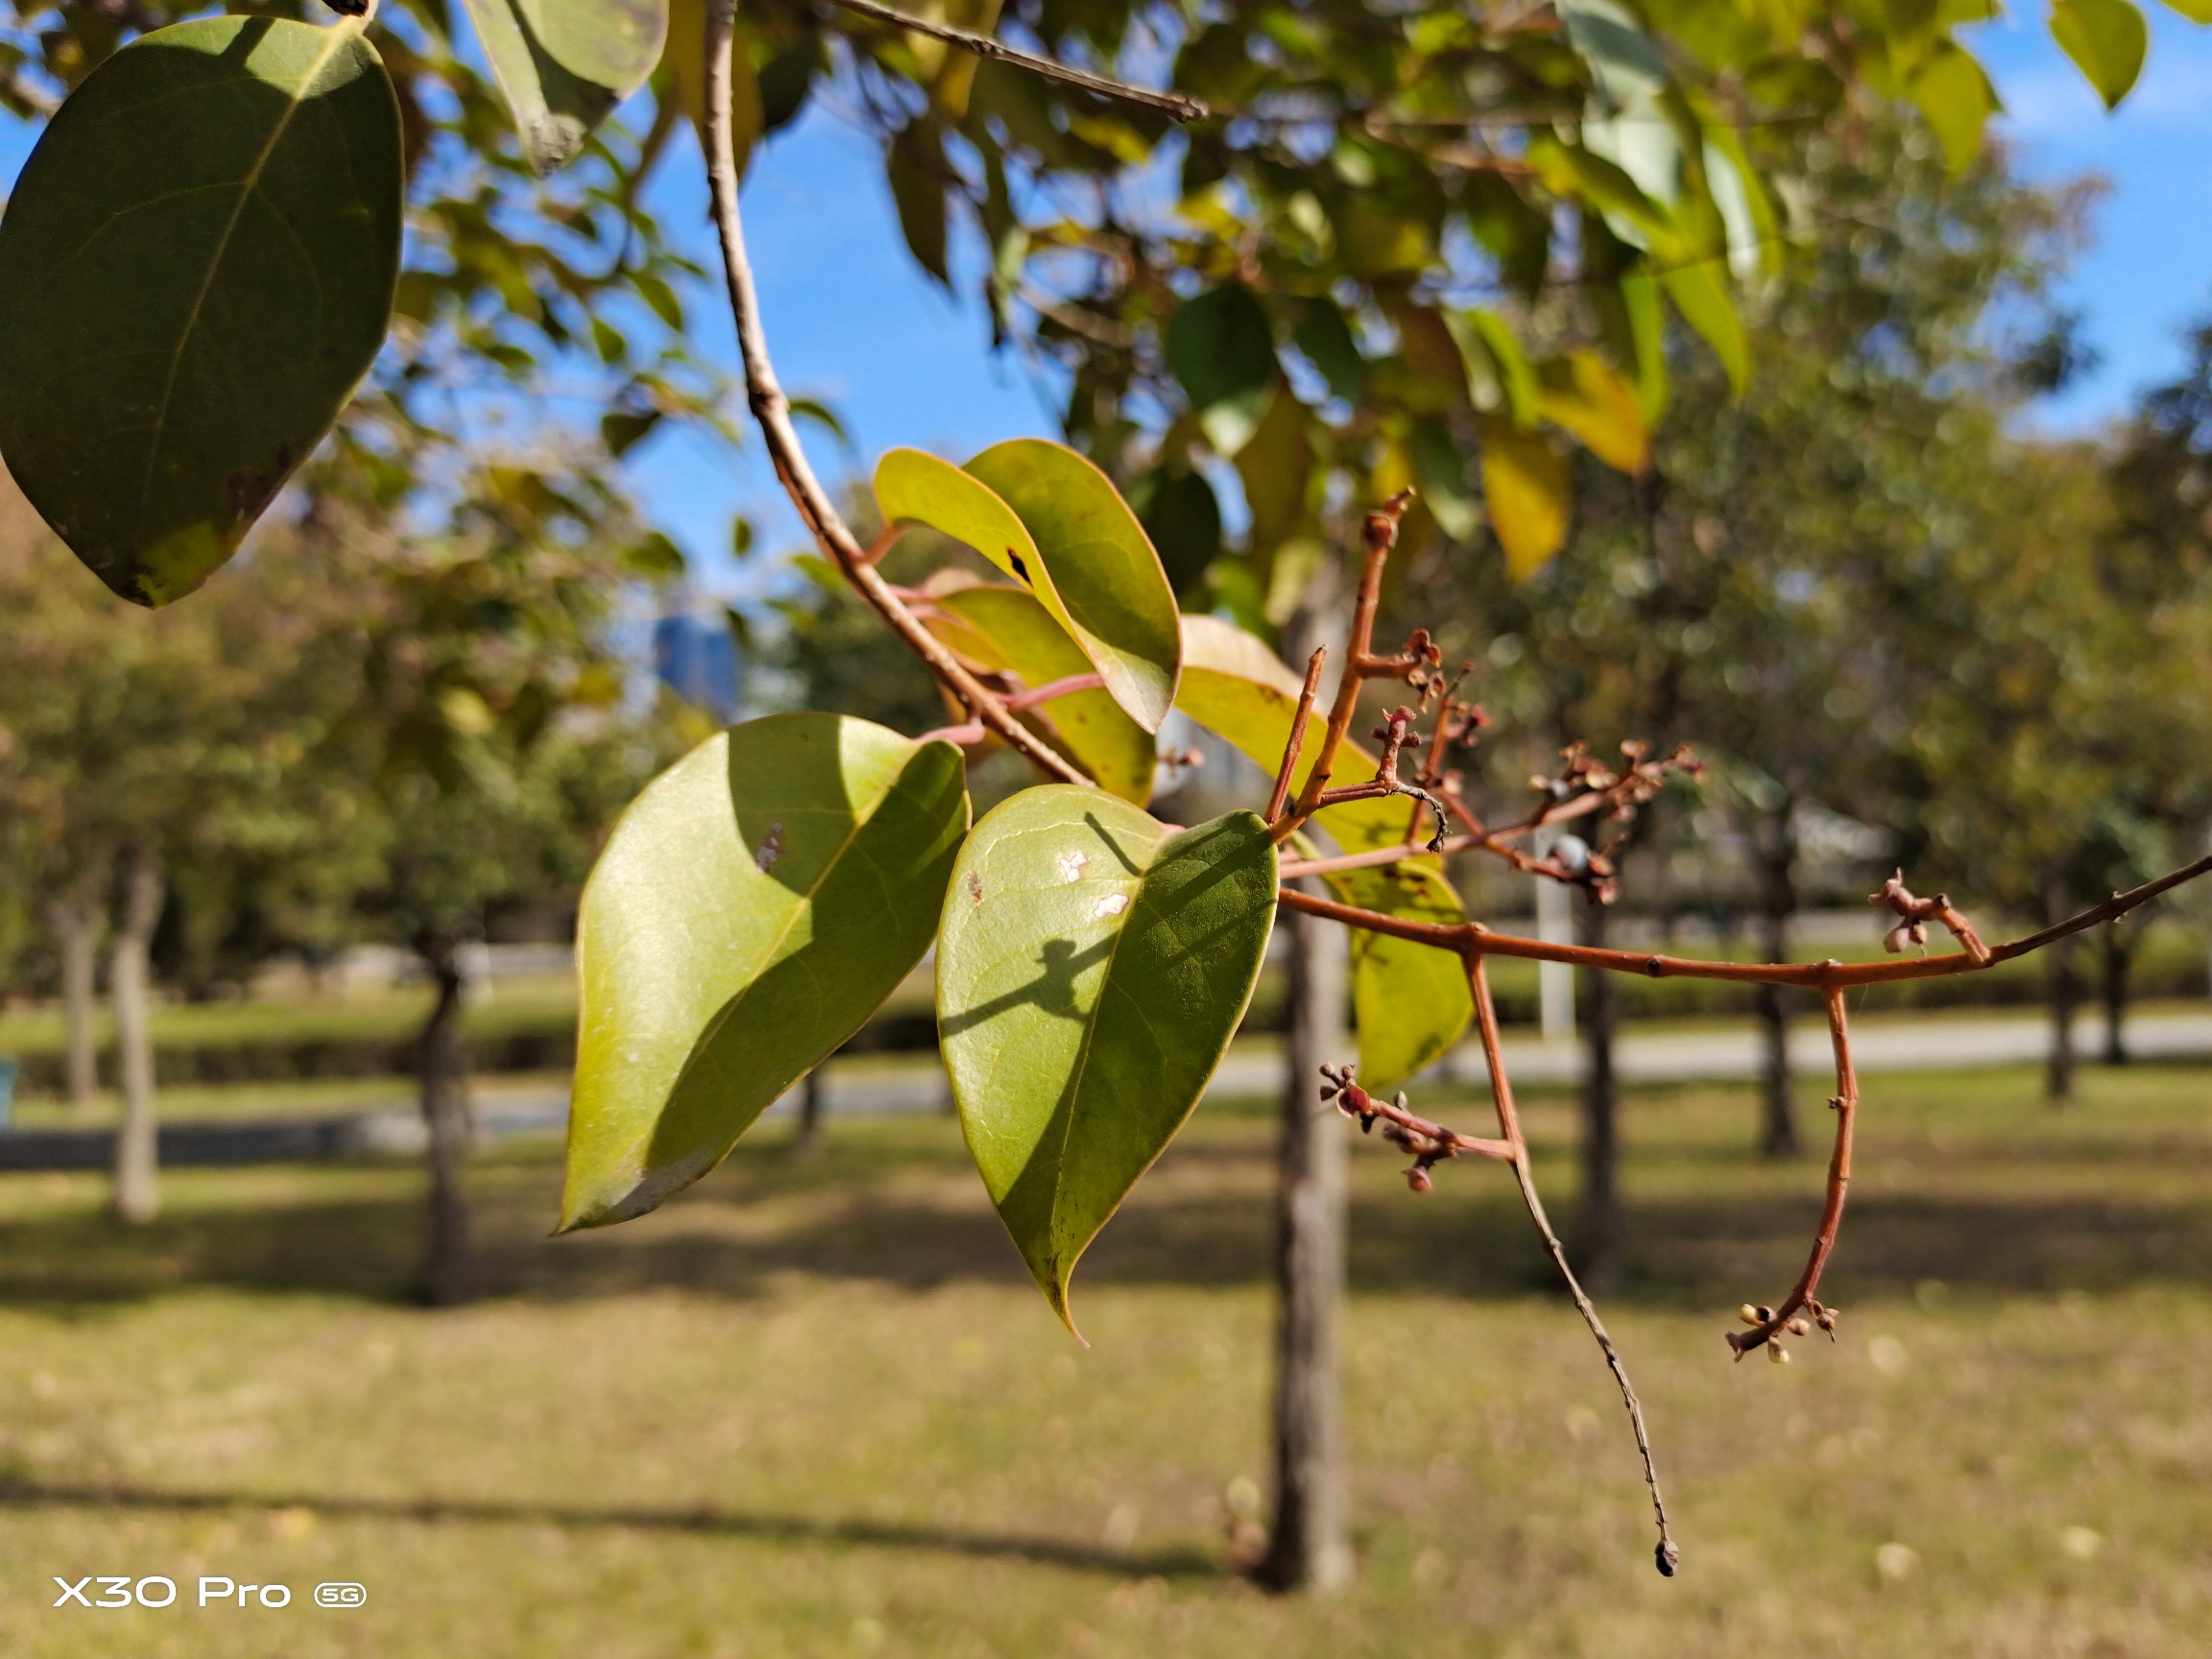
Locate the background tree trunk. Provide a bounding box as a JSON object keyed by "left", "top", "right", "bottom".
{"left": 419, "top": 941, "right": 480, "bottom": 1306}
{"left": 108, "top": 851, "right": 163, "bottom": 1224}
{"left": 1753, "top": 803, "right": 1800, "bottom": 1158}
{"left": 1260, "top": 890, "right": 1354, "bottom": 1594}
{"left": 44, "top": 882, "right": 103, "bottom": 1110}
{"left": 1574, "top": 896, "right": 1623, "bottom": 1293}
{"left": 2101, "top": 924, "right": 2131, "bottom": 1066}
{"left": 2045, "top": 880, "right": 2079, "bottom": 1101}
{"left": 796, "top": 1065, "right": 827, "bottom": 1154}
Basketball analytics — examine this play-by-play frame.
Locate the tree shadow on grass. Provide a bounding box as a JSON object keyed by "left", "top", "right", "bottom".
{"left": 6, "top": 1126, "right": 2212, "bottom": 1315}
{"left": 0, "top": 1479, "right": 1214, "bottom": 1580}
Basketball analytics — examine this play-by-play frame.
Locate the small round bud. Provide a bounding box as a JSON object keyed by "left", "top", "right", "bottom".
{"left": 1554, "top": 834, "right": 1591, "bottom": 875}
{"left": 1815, "top": 1308, "right": 1839, "bottom": 1332}
{"left": 1767, "top": 1342, "right": 1791, "bottom": 1365}
{"left": 1406, "top": 1166, "right": 1432, "bottom": 1193}
{"left": 1786, "top": 1315, "right": 1811, "bottom": 1336}
{"left": 1739, "top": 1304, "right": 1762, "bottom": 1327}
{"left": 1883, "top": 924, "right": 1914, "bottom": 954}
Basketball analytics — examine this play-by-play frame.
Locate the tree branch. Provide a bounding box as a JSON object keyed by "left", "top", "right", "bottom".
{"left": 704, "top": 0, "right": 1088, "bottom": 786}
{"left": 1726, "top": 986, "right": 1855, "bottom": 1359}
{"left": 1467, "top": 956, "right": 1677, "bottom": 1576}
{"left": 822, "top": 0, "right": 1209, "bottom": 121}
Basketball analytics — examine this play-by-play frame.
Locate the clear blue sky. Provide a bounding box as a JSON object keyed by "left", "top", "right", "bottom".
{"left": 3, "top": 12, "right": 2208, "bottom": 594}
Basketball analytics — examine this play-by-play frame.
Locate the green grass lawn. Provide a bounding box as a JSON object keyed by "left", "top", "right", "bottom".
{"left": 1, "top": 1062, "right": 2211, "bottom": 1656}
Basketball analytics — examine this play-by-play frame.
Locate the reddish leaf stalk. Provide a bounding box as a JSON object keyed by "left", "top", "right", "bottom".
{"left": 1264, "top": 646, "right": 1328, "bottom": 823}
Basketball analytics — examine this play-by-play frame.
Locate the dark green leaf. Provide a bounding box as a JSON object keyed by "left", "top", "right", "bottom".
{"left": 888, "top": 118, "right": 950, "bottom": 286}
{"left": 562, "top": 713, "right": 970, "bottom": 1229}
{"left": 1290, "top": 298, "right": 1369, "bottom": 406}
{"left": 1165, "top": 283, "right": 1278, "bottom": 454}
{"left": 1129, "top": 459, "right": 1223, "bottom": 598}
{"left": 938, "top": 789, "right": 1277, "bottom": 1332}
{"left": 0, "top": 16, "right": 402, "bottom": 607}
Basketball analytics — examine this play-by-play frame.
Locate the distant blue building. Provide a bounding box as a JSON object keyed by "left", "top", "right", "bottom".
{"left": 653, "top": 605, "right": 742, "bottom": 725}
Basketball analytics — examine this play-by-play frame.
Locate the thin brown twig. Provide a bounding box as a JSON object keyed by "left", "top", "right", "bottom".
{"left": 1317, "top": 1066, "right": 1515, "bottom": 1181}
{"left": 1265, "top": 648, "right": 1327, "bottom": 822}
{"left": 703, "top": 0, "right": 1087, "bottom": 787}
{"left": 822, "top": 0, "right": 1209, "bottom": 121}
{"left": 1273, "top": 494, "right": 1413, "bottom": 843}
{"left": 1467, "top": 956, "right": 1677, "bottom": 1577}
{"left": 918, "top": 671, "right": 1106, "bottom": 746}
{"left": 1273, "top": 867, "right": 2212, "bottom": 991}
{"left": 1728, "top": 986, "right": 1856, "bottom": 1359}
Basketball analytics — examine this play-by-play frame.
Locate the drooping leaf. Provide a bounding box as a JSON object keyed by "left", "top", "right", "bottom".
{"left": 887, "top": 117, "right": 950, "bottom": 285}
{"left": 562, "top": 713, "right": 969, "bottom": 1230}
{"left": 925, "top": 580, "right": 1157, "bottom": 804}
{"left": 963, "top": 440, "right": 1185, "bottom": 732}
{"left": 1128, "top": 459, "right": 1223, "bottom": 597}
{"left": 1290, "top": 297, "right": 1369, "bottom": 405}
{"left": 1908, "top": 38, "right": 2000, "bottom": 175}
{"left": 877, "top": 445, "right": 1182, "bottom": 733}
{"left": 1165, "top": 282, "right": 1279, "bottom": 455}
{"left": 1536, "top": 349, "right": 1649, "bottom": 474}
{"left": 1478, "top": 416, "right": 1572, "bottom": 579}
{"left": 1322, "top": 861, "right": 1473, "bottom": 1094}
{"left": 1658, "top": 255, "right": 1749, "bottom": 396}
{"left": 938, "top": 789, "right": 1277, "bottom": 1332}
{"left": 1448, "top": 308, "right": 1540, "bottom": 426}
{"left": 1174, "top": 615, "right": 1418, "bottom": 852}
{"left": 1236, "top": 384, "right": 1314, "bottom": 563}
{"left": 0, "top": 15, "right": 402, "bottom": 607}
{"left": 464, "top": 0, "right": 667, "bottom": 175}
{"left": 2050, "top": 0, "right": 2148, "bottom": 108}
{"left": 664, "top": 0, "right": 760, "bottom": 173}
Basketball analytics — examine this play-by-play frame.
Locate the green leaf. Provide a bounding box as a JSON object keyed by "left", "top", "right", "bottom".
{"left": 887, "top": 117, "right": 950, "bottom": 285}
{"left": 0, "top": 16, "right": 402, "bottom": 608}
{"left": 1908, "top": 38, "right": 2000, "bottom": 175}
{"left": 2160, "top": 0, "right": 2212, "bottom": 23}
{"left": 938, "top": 790, "right": 1277, "bottom": 1332}
{"left": 1174, "top": 615, "right": 1413, "bottom": 852}
{"left": 1165, "top": 283, "right": 1279, "bottom": 455}
{"left": 2051, "top": 0, "right": 2147, "bottom": 108}
{"left": 1322, "top": 861, "right": 1473, "bottom": 1095}
{"left": 665, "top": 0, "right": 760, "bottom": 176}
{"left": 1478, "top": 415, "right": 1572, "bottom": 579}
{"left": 964, "top": 441, "right": 1185, "bottom": 733}
{"left": 562, "top": 713, "right": 970, "bottom": 1229}
{"left": 1535, "top": 349, "right": 1649, "bottom": 474}
{"left": 463, "top": 0, "right": 667, "bottom": 175}
{"left": 1235, "top": 385, "right": 1314, "bottom": 563}
{"left": 877, "top": 445, "right": 1181, "bottom": 733}
{"left": 1407, "top": 420, "right": 1479, "bottom": 543}
{"left": 1447, "top": 308, "right": 1539, "bottom": 426}
{"left": 925, "top": 582, "right": 1157, "bottom": 804}
{"left": 1128, "top": 460, "right": 1223, "bottom": 598}
{"left": 1290, "top": 298, "right": 1369, "bottom": 405}
{"left": 1659, "top": 256, "right": 1749, "bottom": 396}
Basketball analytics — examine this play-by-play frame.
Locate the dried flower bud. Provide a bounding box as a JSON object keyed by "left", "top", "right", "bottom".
{"left": 1883, "top": 924, "right": 1914, "bottom": 954}
{"left": 1767, "top": 1342, "right": 1791, "bottom": 1366}
{"left": 1406, "top": 1166, "right": 1432, "bottom": 1193}
{"left": 1739, "top": 1304, "right": 1762, "bottom": 1327}
{"left": 1815, "top": 1307, "right": 1839, "bottom": 1333}
{"left": 1554, "top": 834, "right": 1591, "bottom": 875}
{"left": 1755, "top": 1305, "right": 1774, "bottom": 1324}
{"left": 1786, "top": 1316, "right": 1812, "bottom": 1336}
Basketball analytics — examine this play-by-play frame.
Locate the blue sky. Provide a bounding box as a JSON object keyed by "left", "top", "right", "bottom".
{"left": 3, "top": 10, "right": 2208, "bottom": 595}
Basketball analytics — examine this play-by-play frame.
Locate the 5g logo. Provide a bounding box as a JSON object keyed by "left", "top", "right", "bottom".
{"left": 314, "top": 1583, "right": 368, "bottom": 1608}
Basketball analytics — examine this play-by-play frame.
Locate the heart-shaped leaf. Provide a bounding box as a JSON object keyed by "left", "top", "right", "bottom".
{"left": 878, "top": 441, "right": 1183, "bottom": 733}
{"left": 924, "top": 580, "right": 1156, "bottom": 804}
{"left": 463, "top": 0, "right": 667, "bottom": 175}
{"left": 562, "top": 713, "right": 969, "bottom": 1230}
{"left": 0, "top": 15, "right": 402, "bottom": 607}
{"left": 938, "top": 789, "right": 1277, "bottom": 1333}
{"left": 1322, "top": 860, "right": 1472, "bottom": 1094}
{"left": 2050, "top": 0, "right": 2147, "bottom": 108}
{"left": 1173, "top": 615, "right": 1414, "bottom": 852}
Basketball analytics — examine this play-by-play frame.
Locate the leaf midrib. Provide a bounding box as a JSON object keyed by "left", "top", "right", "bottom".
{"left": 130, "top": 18, "right": 363, "bottom": 552}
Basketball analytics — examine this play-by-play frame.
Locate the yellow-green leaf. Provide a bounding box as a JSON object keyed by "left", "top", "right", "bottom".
{"left": 1907, "top": 38, "right": 1999, "bottom": 176}
{"left": 464, "top": 0, "right": 667, "bottom": 174}
{"left": 561, "top": 714, "right": 969, "bottom": 1229}
{"left": 1536, "top": 349, "right": 1649, "bottom": 474}
{"left": 2051, "top": 0, "right": 2148, "bottom": 108}
{"left": 1659, "top": 255, "right": 1749, "bottom": 396}
{"left": 1478, "top": 416, "right": 1572, "bottom": 579}
{"left": 938, "top": 790, "right": 1277, "bottom": 1333}
{"left": 1323, "top": 861, "right": 1472, "bottom": 1094}
{"left": 925, "top": 581, "right": 1156, "bottom": 804}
